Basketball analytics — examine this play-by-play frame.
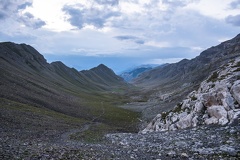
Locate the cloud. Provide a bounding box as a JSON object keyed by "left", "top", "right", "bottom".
{"left": 226, "top": 14, "right": 240, "bottom": 26}
{"left": 0, "top": 0, "right": 45, "bottom": 29}
{"left": 18, "top": 2, "right": 32, "bottom": 9}
{"left": 184, "top": 0, "right": 239, "bottom": 20}
{"left": 20, "top": 12, "right": 46, "bottom": 29}
{"left": 114, "top": 35, "right": 145, "bottom": 44}
{"left": 115, "top": 35, "right": 138, "bottom": 40}
{"left": 62, "top": 7, "right": 84, "bottom": 29}
{"left": 145, "top": 41, "right": 170, "bottom": 48}
{"left": 162, "top": 0, "right": 198, "bottom": 7}
{"left": 135, "top": 40, "right": 145, "bottom": 44}
{"left": 62, "top": 3, "right": 120, "bottom": 29}
{"left": 0, "top": 0, "right": 32, "bottom": 12}
{"left": 146, "top": 58, "right": 184, "bottom": 65}
{"left": 0, "top": 0, "right": 12, "bottom": 10}
{"left": 230, "top": 0, "right": 240, "bottom": 9}
{"left": 95, "top": 0, "right": 119, "bottom": 6}
{"left": 0, "top": 11, "right": 6, "bottom": 19}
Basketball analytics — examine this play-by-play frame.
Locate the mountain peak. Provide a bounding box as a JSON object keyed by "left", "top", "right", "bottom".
{"left": 0, "top": 41, "right": 48, "bottom": 70}
{"left": 94, "top": 64, "right": 112, "bottom": 71}
{"left": 91, "top": 64, "right": 114, "bottom": 73}
{"left": 81, "top": 63, "right": 124, "bottom": 86}
{"left": 97, "top": 64, "right": 107, "bottom": 68}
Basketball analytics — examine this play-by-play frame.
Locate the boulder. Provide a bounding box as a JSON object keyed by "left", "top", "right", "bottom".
{"left": 176, "top": 113, "right": 193, "bottom": 129}
{"left": 205, "top": 117, "right": 218, "bottom": 125}
{"left": 207, "top": 105, "right": 228, "bottom": 120}
{"left": 221, "top": 92, "right": 235, "bottom": 110}
{"left": 194, "top": 101, "right": 204, "bottom": 113}
{"left": 192, "top": 116, "right": 198, "bottom": 127}
{"left": 169, "top": 124, "right": 177, "bottom": 131}
{"left": 202, "top": 94, "right": 219, "bottom": 107}
{"left": 219, "top": 117, "right": 229, "bottom": 125}
{"left": 171, "top": 114, "right": 178, "bottom": 123}
{"left": 231, "top": 81, "right": 240, "bottom": 104}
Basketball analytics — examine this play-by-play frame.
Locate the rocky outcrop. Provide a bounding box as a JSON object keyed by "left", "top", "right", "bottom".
{"left": 131, "top": 34, "right": 240, "bottom": 122}
{"left": 142, "top": 57, "right": 240, "bottom": 133}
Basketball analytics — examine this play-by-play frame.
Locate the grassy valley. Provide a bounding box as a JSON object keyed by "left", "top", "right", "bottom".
{"left": 0, "top": 35, "right": 239, "bottom": 159}
{"left": 0, "top": 42, "right": 140, "bottom": 144}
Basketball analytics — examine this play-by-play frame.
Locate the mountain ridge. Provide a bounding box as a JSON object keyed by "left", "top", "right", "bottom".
{"left": 81, "top": 64, "right": 125, "bottom": 87}
{"left": 0, "top": 41, "right": 139, "bottom": 133}
{"left": 142, "top": 57, "right": 240, "bottom": 133}
{"left": 130, "top": 33, "right": 240, "bottom": 121}
{"left": 0, "top": 35, "right": 240, "bottom": 159}
{"left": 119, "top": 64, "right": 166, "bottom": 82}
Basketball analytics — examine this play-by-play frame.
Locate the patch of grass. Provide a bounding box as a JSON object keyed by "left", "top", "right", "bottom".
{"left": 229, "top": 59, "right": 235, "bottom": 64}
{"left": 74, "top": 91, "right": 140, "bottom": 132}
{"left": 172, "top": 103, "right": 182, "bottom": 113}
{"left": 70, "top": 123, "right": 112, "bottom": 143}
{"left": 211, "top": 84, "right": 215, "bottom": 88}
{"left": 0, "top": 98, "right": 86, "bottom": 130}
{"left": 207, "top": 71, "right": 219, "bottom": 83}
{"left": 161, "top": 111, "right": 171, "bottom": 120}
{"left": 190, "top": 95, "right": 197, "bottom": 101}
{"left": 161, "top": 103, "right": 182, "bottom": 120}
{"left": 233, "top": 61, "right": 240, "bottom": 67}
{"left": 233, "top": 68, "right": 240, "bottom": 72}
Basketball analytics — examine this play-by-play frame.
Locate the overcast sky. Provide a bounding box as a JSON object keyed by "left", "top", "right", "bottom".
{"left": 0, "top": 0, "right": 239, "bottom": 73}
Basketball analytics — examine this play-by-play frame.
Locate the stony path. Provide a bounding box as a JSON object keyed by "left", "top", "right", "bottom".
{"left": 0, "top": 125, "right": 239, "bottom": 159}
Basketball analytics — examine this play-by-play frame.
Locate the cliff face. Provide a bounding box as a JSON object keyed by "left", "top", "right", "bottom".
{"left": 142, "top": 57, "right": 240, "bottom": 133}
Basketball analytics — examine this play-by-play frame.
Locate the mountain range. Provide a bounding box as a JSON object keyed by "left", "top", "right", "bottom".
{"left": 0, "top": 42, "right": 139, "bottom": 134}
{"left": 127, "top": 33, "right": 240, "bottom": 122}
{"left": 119, "top": 64, "right": 161, "bottom": 82}
{"left": 0, "top": 34, "right": 240, "bottom": 159}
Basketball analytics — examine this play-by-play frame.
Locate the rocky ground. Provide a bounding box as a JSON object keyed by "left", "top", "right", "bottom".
{"left": 142, "top": 58, "right": 240, "bottom": 133}
{"left": 0, "top": 122, "right": 239, "bottom": 160}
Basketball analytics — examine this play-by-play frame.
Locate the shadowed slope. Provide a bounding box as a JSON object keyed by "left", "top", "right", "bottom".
{"left": 0, "top": 42, "right": 139, "bottom": 133}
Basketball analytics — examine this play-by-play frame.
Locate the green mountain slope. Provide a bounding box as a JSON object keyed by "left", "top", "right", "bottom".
{"left": 0, "top": 42, "right": 139, "bottom": 138}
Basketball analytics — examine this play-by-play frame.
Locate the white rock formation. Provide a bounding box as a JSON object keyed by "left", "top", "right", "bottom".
{"left": 142, "top": 58, "right": 240, "bottom": 133}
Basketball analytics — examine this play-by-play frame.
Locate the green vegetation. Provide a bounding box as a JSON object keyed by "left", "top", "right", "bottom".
{"left": 173, "top": 103, "right": 182, "bottom": 113}
{"left": 161, "top": 112, "right": 169, "bottom": 120}
{"left": 207, "top": 71, "right": 219, "bottom": 82}
{"left": 0, "top": 44, "right": 141, "bottom": 144}
{"left": 0, "top": 98, "right": 86, "bottom": 131}
{"left": 0, "top": 92, "right": 139, "bottom": 142}
{"left": 211, "top": 84, "right": 215, "bottom": 88}
{"left": 190, "top": 95, "right": 197, "bottom": 101}
{"left": 233, "top": 61, "right": 240, "bottom": 67}
{"left": 161, "top": 103, "right": 183, "bottom": 120}
{"left": 78, "top": 91, "right": 140, "bottom": 132}
{"left": 70, "top": 123, "right": 112, "bottom": 143}
{"left": 233, "top": 68, "right": 240, "bottom": 72}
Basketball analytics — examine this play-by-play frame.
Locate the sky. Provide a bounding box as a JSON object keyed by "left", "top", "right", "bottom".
{"left": 0, "top": 0, "right": 239, "bottom": 73}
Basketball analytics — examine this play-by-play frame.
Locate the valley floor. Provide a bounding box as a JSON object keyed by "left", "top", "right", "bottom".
{"left": 0, "top": 123, "right": 239, "bottom": 160}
